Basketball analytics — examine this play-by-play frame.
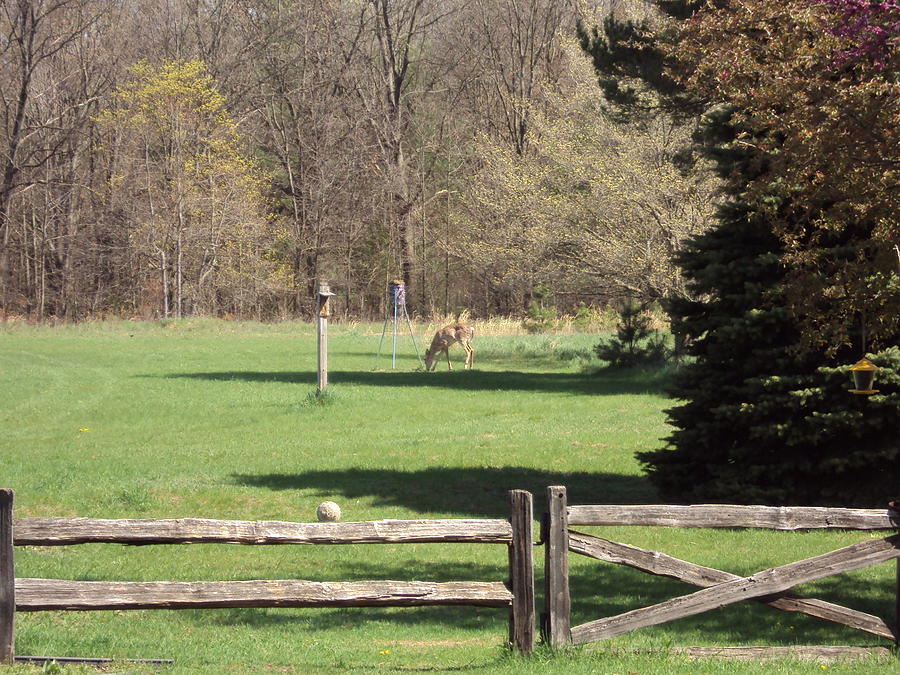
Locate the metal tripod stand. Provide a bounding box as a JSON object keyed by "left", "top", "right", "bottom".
{"left": 374, "top": 281, "right": 423, "bottom": 369}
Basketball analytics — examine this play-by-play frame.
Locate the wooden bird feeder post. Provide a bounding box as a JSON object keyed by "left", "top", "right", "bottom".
{"left": 316, "top": 281, "right": 336, "bottom": 394}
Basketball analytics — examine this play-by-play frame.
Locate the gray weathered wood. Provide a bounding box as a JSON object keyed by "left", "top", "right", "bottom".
{"left": 569, "top": 531, "right": 726, "bottom": 586}
{"left": 583, "top": 645, "right": 894, "bottom": 663}
{"left": 569, "top": 531, "right": 895, "bottom": 640}
{"left": 316, "top": 280, "right": 330, "bottom": 393}
{"left": 567, "top": 504, "right": 899, "bottom": 530}
{"left": 0, "top": 490, "right": 13, "bottom": 664}
{"left": 571, "top": 534, "right": 900, "bottom": 644}
{"left": 13, "top": 518, "right": 512, "bottom": 546}
{"left": 16, "top": 578, "right": 512, "bottom": 611}
{"left": 667, "top": 645, "right": 893, "bottom": 662}
{"left": 317, "top": 314, "right": 328, "bottom": 393}
{"left": 15, "top": 656, "right": 173, "bottom": 666}
{"left": 508, "top": 490, "right": 534, "bottom": 654}
{"left": 542, "top": 486, "right": 571, "bottom": 647}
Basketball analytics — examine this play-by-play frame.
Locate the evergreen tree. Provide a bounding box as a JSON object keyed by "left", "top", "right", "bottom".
{"left": 576, "top": 2, "right": 703, "bottom": 121}
{"left": 595, "top": 298, "right": 668, "bottom": 368}
{"left": 579, "top": 2, "right": 899, "bottom": 505}
{"left": 638, "top": 107, "right": 900, "bottom": 507}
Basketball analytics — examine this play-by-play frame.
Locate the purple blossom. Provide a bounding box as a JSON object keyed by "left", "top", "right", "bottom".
{"left": 813, "top": 0, "right": 900, "bottom": 68}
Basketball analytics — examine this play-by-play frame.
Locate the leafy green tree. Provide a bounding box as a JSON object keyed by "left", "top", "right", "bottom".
{"left": 666, "top": 0, "right": 899, "bottom": 354}
{"left": 458, "top": 40, "right": 716, "bottom": 306}
{"left": 99, "top": 60, "right": 287, "bottom": 318}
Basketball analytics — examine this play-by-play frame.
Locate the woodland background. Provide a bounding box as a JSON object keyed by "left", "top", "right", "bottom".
{"left": 0, "top": 0, "right": 717, "bottom": 322}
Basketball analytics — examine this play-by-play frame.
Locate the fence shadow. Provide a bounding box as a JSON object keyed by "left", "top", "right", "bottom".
{"left": 159, "top": 368, "right": 672, "bottom": 396}
{"left": 232, "top": 467, "right": 658, "bottom": 517}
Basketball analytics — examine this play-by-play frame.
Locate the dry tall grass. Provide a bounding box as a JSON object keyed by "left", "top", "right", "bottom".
{"left": 361, "top": 308, "right": 668, "bottom": 338}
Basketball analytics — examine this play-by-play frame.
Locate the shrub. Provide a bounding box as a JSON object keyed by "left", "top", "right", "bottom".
{"left": 571, "top": 302, "right": 598, "bottom": 330}
{"left": 594, "top": 299, "right": 669, "bottom": 368}
{"left": 522, "top": 284, "right": 557, "bottom": 334}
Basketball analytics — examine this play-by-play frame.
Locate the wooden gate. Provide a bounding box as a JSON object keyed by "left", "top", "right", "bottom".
{"left": 542, "top": 486, "right": 900, "bottom": 657}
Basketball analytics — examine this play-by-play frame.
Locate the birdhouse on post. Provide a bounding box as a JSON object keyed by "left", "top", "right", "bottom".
{"left": 316, "top": 281, "right": 336, "bottom": 394}
{"left": 317, "top": 281, "right": 335, "bottom": 318}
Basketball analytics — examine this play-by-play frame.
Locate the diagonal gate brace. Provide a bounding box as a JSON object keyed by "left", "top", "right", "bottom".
{"left": 569, "top": 531, "right": 896, "bottom": 640}
{"left": 571, "top": 533, "right": 900, "bottom": 645}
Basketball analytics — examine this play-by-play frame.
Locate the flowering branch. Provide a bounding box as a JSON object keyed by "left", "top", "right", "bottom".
{"left": 814, "top": 0, "right": 900, "bottom": 68}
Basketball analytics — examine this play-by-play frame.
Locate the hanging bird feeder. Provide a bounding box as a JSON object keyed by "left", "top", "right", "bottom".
{"left": 848, "top": 358, "right": 879, "bottom": 395}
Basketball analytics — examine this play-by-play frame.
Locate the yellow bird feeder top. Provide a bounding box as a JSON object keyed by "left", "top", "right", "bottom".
{"left": 848, "top": 358, "right": 879, "bottom": 395}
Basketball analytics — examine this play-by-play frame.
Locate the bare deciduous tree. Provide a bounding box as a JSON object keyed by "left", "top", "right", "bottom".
{"left": 0, "top": 0, "right": 717, "bottom": 322}
{"left": 0, "top": 0, "right": 115, "bottom": 318}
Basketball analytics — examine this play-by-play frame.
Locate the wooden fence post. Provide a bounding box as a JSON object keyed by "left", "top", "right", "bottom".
{"left": 542, "top": 485, "right": 571, "bottom": 647}
{"left": 508, "top": 490, "right": 534, "bottom": 654}
{"left": 0, "top": 489, "right": 14, "bottom": 664}
{"left": 315, "top": 281, "right": 335, "bottom": 394}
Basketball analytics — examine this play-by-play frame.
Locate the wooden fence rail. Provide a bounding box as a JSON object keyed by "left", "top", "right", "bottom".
{"left": 567, "top": 504, "right": 899, "bottom": 530}
{"left": 12, "top": 517, "right": 514, "bottom": 546}
{"left": 543, "top": 485, "right": 900, "bottom": 658}
{"left": 0, "top": 488, "right": 534, "bottom": 664}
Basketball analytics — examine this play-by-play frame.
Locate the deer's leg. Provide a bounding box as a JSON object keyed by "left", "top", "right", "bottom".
{"left": 444, "top": 347, "right": 453, "bottom": 370}
{"left": 464, "top": 342, "right": 473, "bottom": 369}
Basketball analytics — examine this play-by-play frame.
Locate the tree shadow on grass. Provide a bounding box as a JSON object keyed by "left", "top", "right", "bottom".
{"left": 232, "top": 467, "right": 658, "bottom": 518}
{"left": 159, "top": 368, "right": 672, "bottom": 396}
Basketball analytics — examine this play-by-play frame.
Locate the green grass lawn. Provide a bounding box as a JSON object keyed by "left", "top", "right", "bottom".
{"left": 1, "top": 319, "right": 897, "bottom": 674}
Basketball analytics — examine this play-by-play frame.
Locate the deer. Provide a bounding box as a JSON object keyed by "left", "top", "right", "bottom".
{"left": 424, "top": 323, "right": 474, "bottom": 371}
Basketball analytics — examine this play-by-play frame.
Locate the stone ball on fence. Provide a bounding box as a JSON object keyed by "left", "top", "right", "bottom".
{"left": 316, "top": 501, "right": 342, "bottom": 522}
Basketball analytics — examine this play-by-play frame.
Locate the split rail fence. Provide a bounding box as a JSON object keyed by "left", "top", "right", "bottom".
{"left": 542, "top": 485, "right": 900, "bottom": 659}
{"left": 6, "top": 482, "right": 900, "bottom": 665}
{"left": 0, "top": 488, "right": 535, "bottom": 664}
